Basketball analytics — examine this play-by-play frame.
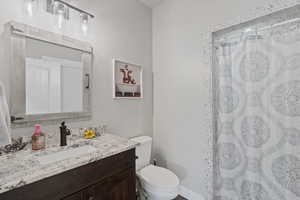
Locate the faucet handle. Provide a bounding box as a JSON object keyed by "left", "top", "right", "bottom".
{"left": 66, "top": 128, "right": 71, "bottom": 136}
{"left": 61, "top": 121, "right": 66, "bottom": 128}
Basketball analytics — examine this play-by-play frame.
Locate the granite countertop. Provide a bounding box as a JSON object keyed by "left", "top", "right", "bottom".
{"left": 0, "top": 133, "right": 138, "bottom": 195}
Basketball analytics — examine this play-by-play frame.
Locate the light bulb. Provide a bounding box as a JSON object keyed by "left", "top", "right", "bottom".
{"left": 24, "top": 0, "right": 38, "bottom": 17}
{"left": 81, "top": 13, "right": 89, "bottom": 36}
{"left": 58, "top": 12, "right": 64, "bottom": 29}
{"left": 27, "top": 2, "right": 33, "bottom": 16}
{"left": 82, "top": 23, "right": 88, "bottom": 35}
{"left": 244, "top": 28, "right": 253, "bottom": 33}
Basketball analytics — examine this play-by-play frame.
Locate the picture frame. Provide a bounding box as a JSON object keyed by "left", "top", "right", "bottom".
{"left": 113, "top": 59, "right": 143, "bottom": 99}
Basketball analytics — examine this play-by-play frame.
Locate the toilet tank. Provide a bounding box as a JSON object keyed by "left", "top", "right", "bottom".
{"left": 130, "top": 136, "right": 152, "bottom": 171}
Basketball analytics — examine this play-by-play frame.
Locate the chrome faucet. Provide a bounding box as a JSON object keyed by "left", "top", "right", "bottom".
{"left": 60, "top": 122, "right": 71, "bottom": 146}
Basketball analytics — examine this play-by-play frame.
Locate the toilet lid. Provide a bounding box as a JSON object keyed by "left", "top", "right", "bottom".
{"left": 139, "top": 165, "right": 179, "bottom": 189}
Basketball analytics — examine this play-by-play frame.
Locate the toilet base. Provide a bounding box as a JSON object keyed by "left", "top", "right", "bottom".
{"left": 139, "top": 188, "right": 178, "bottom": 200}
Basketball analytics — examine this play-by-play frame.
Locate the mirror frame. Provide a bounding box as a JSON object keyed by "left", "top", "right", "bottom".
{"left": 5, "top": 21, "right": 93, "bottom": 127}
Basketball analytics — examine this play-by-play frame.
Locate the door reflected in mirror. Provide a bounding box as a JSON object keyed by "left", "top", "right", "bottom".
{"left": 25, "top": 38, "right": 84, "bottom": 115}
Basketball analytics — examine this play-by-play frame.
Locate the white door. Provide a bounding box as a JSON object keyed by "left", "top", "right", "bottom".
{"left": 26, "top": 58, "right": 61, "bottom": 114}
{"left": 42, "top": 57, "right": 83, "bottom": 113}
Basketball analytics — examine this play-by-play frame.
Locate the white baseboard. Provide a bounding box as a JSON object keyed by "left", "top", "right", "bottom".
{"left": 179, "top": 186, "right": 204, "bottom": 200}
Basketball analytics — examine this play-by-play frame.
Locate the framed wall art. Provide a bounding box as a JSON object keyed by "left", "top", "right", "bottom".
{"left": 113, "top": 59, "right": 143, "bottom": 99}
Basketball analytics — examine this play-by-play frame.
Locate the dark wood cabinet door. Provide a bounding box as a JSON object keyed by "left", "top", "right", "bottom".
{"left": 104, "top": 169, "right": 136, "bottom": 200}
{"left": 62, "top": 191, "right": 84, "bottom": 200}
{"left": 85, "top": 169, "right": 136, "bottom": 200}
{"left": 84, "top": 185, "right": 105, "bottom": 200}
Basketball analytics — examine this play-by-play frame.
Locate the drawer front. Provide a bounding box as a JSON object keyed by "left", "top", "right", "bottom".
{"left": 0, "top": 149, "right": 136, "bottom": 200}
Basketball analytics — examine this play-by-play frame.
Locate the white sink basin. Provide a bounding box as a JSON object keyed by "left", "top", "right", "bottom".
{"left": 36, "top": 145, "right": 97, "bottom": 165}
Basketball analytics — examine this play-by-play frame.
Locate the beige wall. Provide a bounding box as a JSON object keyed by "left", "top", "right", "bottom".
{"left": 0, "top": 0, "right": 153, "bottom": 138}
{"left": 152, "top": 0, "right": 300, "bottom": 199}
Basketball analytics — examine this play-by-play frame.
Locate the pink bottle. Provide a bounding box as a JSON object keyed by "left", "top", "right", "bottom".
{"left": 32, "top": 124, "right": 46, "bottom": 150}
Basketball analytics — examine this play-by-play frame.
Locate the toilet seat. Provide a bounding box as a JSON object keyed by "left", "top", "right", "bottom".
{"left": 139, "top": 165, "right": 179, "bottom": 189}
{"left": 137, "top": 165, "right": 179, "bottom": 199}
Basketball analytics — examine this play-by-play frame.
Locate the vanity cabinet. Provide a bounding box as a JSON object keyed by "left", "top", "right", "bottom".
{"left": 0, "top": 149, "right": 136, "bottom": 200}
{"left": 63, "top": 169, "right": 135, "bottom": 200}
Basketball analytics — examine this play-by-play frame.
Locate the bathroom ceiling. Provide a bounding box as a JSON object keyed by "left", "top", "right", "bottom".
{"left": 139, "top": 0, "right": 163, "bottom": 8}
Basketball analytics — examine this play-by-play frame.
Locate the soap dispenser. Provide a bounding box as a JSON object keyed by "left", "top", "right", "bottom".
{"left": 32, "top": 124, "right": 46, "bottom": 150}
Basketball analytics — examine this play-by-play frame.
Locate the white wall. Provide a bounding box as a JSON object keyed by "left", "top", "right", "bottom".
{"left": 0, "top": 0, "right": 153, "bottom": 138}
{"left": 152, "top": 0, "right": 300, "bottom": 199}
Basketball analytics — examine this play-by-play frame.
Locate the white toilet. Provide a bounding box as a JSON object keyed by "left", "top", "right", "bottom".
{"left": 131, "top": 136, "right": 180, "bottom": 200}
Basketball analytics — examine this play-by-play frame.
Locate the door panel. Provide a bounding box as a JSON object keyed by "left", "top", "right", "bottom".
{"left": 84, "top": 169, "right": 135, "bottom": 200}
{"left": 104, "top": 169, "right": 136, "bottom": 200}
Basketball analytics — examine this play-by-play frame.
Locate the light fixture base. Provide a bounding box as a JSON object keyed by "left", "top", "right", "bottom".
{"left": 46, "top": 0, "right": 69, "bottom": 20}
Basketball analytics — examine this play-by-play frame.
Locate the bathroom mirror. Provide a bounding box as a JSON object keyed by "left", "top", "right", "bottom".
{"left": 6, "top": 21, "right": 93, "bottom": 126}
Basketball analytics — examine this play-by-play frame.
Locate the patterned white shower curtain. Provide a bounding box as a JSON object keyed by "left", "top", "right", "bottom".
{"left": 213, "top": 6, "right": 300, "bottom": 200}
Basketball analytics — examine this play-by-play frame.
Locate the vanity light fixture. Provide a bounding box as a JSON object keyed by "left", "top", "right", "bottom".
{"left": 47, "top": 0, "right": 94, "bottom": 34}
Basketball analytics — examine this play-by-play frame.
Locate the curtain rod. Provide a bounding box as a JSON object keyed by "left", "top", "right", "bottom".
{"left": 214, "top": 17, "right": 300, "bottom": 43}
{"left": 54, "top": 0, "right": 95, "bottom": 18}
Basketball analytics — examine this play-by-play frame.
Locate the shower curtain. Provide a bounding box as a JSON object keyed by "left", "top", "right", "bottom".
{"left": 213, "top": 9, "right": 300, "bottom": 200}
